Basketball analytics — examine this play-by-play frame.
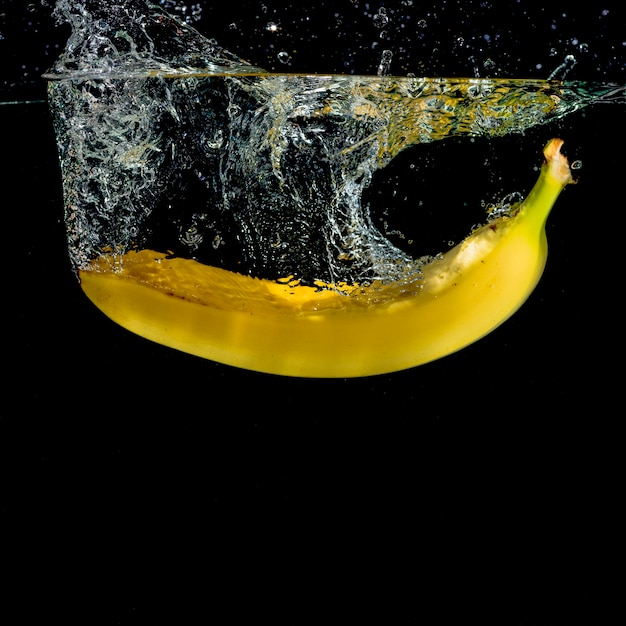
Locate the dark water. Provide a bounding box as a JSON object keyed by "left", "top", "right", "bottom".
{"left": 1, "top": 2, "right": 623, "bottom": 623}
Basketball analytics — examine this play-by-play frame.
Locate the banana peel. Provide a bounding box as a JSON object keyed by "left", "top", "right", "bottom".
{"left": 79, "top": 138, "right": 574, "bottom": 377}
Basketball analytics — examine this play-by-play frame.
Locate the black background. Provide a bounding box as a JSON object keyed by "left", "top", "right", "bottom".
{"left": 1, "top": 2, "right": 624, "bottom": 624}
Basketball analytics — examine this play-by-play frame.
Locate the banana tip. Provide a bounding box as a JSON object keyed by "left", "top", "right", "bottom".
{"left": 544, "top": 138, "right": 575, "bottom": 186}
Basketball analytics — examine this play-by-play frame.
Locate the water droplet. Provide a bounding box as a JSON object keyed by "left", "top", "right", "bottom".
{"left": 548, "top": 54, "right": 577, "bottom": 80}
{"left": 377, "top": 49, "right": 393, "bottom": 76}
{"left": 373, "top": 9, "right": 389, "bottom": 29}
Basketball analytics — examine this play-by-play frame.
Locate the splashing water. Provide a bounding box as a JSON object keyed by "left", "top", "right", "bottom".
{"left": 46, "top": 0, "right": 626, "bottom": 292}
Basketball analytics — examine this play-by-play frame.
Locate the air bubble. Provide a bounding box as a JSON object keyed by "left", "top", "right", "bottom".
{"left": 205, "top": 130, "right": 224, "bottom": 150}
{"left": 277, "top": 51, "right": 291, "bottom": 64}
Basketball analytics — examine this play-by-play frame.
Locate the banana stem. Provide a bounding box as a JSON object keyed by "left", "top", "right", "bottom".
{"left": 519, "top": 138, "right": 575, "bottom": 231}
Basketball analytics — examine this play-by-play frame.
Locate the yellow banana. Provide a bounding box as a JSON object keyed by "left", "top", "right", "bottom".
{"left": 79, "top": 138, "right": 573, "bottom": 377}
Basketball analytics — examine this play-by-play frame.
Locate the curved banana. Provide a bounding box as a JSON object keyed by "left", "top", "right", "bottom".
{"left": 79, "top": 138, "right": 574, "bottom": 377}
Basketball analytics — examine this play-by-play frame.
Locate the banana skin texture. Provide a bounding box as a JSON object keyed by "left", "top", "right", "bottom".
{"left": 79, "top": 138, "right": 574, "bottom": 377}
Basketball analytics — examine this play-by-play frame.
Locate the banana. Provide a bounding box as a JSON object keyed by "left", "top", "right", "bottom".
{"left": 79, "top": 138, "right": 574, "bottom": 377}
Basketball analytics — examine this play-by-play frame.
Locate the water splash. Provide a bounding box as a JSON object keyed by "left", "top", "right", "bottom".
{"left": 377, "top": 50, "right": 394, "bottom": 77}
{"left": 46, "top": 0, "right": 626, "bottom": 291}
{"left": 548, "top": 54, "right": 578, "bottom": 81}
{"left": 47, "top": 0, "right": 263, "bottom": 78}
